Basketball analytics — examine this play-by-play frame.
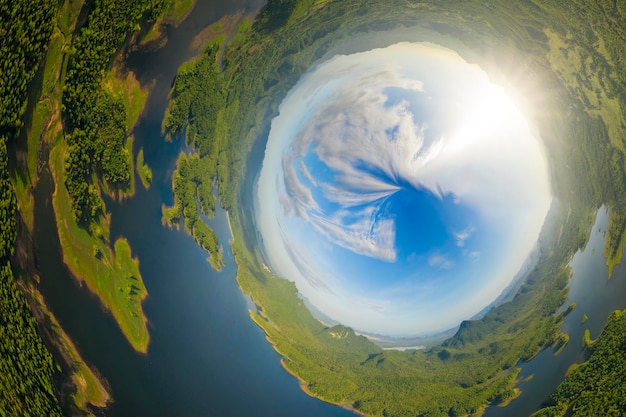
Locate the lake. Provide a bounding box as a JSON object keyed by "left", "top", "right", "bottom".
{"left": 34, "top": 1, "right": 354, "bottom": 416}
{"left": 484, "top": 207, "right": 626, "bottom": 416}
{"left": 32, "top": 2, "right": 626, "bottom": 416}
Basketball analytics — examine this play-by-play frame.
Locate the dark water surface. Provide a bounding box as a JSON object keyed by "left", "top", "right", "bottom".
{"left": 484, "top": 207, "right": 626, "bottom": 417}
{"left": 32, "top": 2, "right": 626, "bottom": 416}
{"left": 34, "top": 1, "right": 354, "bottom": 416}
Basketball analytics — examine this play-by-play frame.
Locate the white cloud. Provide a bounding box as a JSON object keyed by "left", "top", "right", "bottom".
{"left": 255, "top": 41, "right": 552, "bottom": 337}
{"left": 428, "top": 253, "right": 455, "bottom": 270}
{"left": 454, "top": 225, "right": 475, "bottom": 247}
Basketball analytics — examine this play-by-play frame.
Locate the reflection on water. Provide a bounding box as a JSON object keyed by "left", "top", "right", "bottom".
{"left": 485, "top": 207, "right": 626, "bottom": 416}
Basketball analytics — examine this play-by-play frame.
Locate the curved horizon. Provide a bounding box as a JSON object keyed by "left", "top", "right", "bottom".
{"left": 256, "top": 42, "right": 552, "bottom": 337}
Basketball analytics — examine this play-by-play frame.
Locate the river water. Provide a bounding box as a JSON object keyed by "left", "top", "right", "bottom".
{"left": 484, "top": 207, "right": 626, "bottom": 416}
{"left": 34, "top": 1, "right": 353, "bottom": 416}
{"left": 32, "top": 2, "right": 626, "bottom": 416}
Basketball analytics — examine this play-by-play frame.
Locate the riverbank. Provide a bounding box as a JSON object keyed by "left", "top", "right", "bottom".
{"left": 138, "top": 0, "right": 197, "bottom": 49}
{"left": 33, "top": 0, "right": 170, "bottom": 354}
{"left": 10, "top": 0, "right": 84, "bottom": 233}
{"left": 20, "top": 278, "right": 111, "bottom": 411}
{"left": 49, "top": 141, "right": 150, "bottom": 353}
{"left": 248, "top": 310, "right": 369, "bottom": 417}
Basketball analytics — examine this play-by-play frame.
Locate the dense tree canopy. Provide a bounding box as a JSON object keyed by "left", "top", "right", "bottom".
{"left": 62, "top": 0, "right": 165, "bottom": 224}
{"left": 535, "top": 310, "right": 626, "bottom": 417}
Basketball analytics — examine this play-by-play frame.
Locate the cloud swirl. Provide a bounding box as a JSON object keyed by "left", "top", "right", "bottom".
{"left": 256, "top": 42, "right": 552, "bottom": 337}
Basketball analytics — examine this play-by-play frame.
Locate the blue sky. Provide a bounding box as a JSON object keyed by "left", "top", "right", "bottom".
{"left": 255, "top": 42, "right": 552, "bottom": 337}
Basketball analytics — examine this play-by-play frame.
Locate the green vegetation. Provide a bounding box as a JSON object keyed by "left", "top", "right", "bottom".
{"left": 162, "top": 152, "right": 224, "bottom": 270}
{"left": 0, "top": 0, "right": 56, "bottom": 142}
{"left": 62, "top": 0, "right": 164, "bottom": 224}
{"left": 140, "top": 0, "right": 196, "bottom": 46}
{"left": 12, "top": 0, "right": 84, "bottom": 233}
{"left": 498, "top": 388, "right": 521, "bottom": 408}
{"left": 163, "top": 0, "right": 626, "bottom": 415}
{"left": 51, "top": 140, "right": 149, "bottom": 352}
{"left": 0, "top": 263, "right": 63, "bottom": 417}
{"left": 2, "top": 0, "right": 174, "bottom": 412}
{"left": 0, "top": 0, "right": 65, "bottom": 415}
{"left": 4, "top": 0, "right": 61, "bottom": 231}
{"left": 137, "top": 147, "right": 152, "bottom": 188}
{"left": 162, "top": 0, "right": 195, "bottom": 21}
{"left": 10, "top": 0, "right": 157, "bottom": 355}
{"left": 534, "top": 310, "right": 626, "bottom": 417}
{"left": 582, "top": 328, "right": 596, "bottom": 350}
{"left": 103, "top": 65, "right": 149, "bottom": 133}
{"left": 581, "top": 313, "right": 589, "bottom": 324}
{"left": 101, "top": 135, "right": 136, "bottom": 201}
{"left": 553, "top": 332, "right": 570, "bottom": 356}
{"left": 22, "top": 283, "right": 111, "bottom": 411}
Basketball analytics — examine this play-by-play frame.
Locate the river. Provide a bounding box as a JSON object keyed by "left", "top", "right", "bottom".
{"left": 32, "top": 2, "right": 626, "bottom": 417}
{"left": 484, "top": 207, "right": 626, "bottom": 416}
{"left": 34, "top": 1, "right": 354, "bottom": 416}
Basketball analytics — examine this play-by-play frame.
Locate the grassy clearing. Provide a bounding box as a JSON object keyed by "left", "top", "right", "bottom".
{"left": 103, "top": 65, "right": 148, "bottom": 132}
{"left": 136, "top": 147, "right": 152, "bottom": 189}
{"left": 49, "top": 141, "right": 149, "bottom": 353}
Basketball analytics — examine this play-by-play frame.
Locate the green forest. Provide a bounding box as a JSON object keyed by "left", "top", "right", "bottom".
{"left": 163, "top": 0, "right": 626, "bottom": 415}
{"left": 534, "top": 309, "right": 626, "bottom": 417}
{"left": 0, "top": 0, "right": 64, "bottom": 414}
{"left": 1, "top": 0, "right": 626, "bottom": 415}
{"left": 0, "top": 0, "right": 175, "bottom": 413}
{"left": 62, "top": 0, "right": 165, "bottom": 225}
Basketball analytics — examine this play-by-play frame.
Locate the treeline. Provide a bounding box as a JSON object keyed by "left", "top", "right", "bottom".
{"left": 164, "top": 0, "right": 626, "bottom": 415}
{"left": 0, "top": 0, "right": 57, "bottom": 140}
{"left": 0, "top": 0, "right": 64, "bottom": 415}
{"left": 62, "top": 0, "right": 165, "bottom": 224}
{"left": 162, "top": 152, "right": 224, "bottom": 270}
{"left": 564, "top": 113, "right": 626, "bottom": 265}
{"left": 0, "top": 143, "right": 61, "bottom": 417}
{"left": 0, "top": 263, "right": 63, "bottom": 417}
{"left": 534, "top": 310, "right": 626, "bottom": 417}
{"left": 161, "top": 42, "right": 237, "bottom": 270}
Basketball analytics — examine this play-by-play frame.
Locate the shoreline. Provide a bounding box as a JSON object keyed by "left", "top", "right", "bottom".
{"left": 278, "top": 358, "right": 371, "bottom": 417}
{"left": 247, "top": 309, "right": 371, "bottom": 417}
{"left": 49, "top": 141, "right": 150, "bottom": 354}
{"left": 21, "top": 279, "right": 111, "bottom": 409}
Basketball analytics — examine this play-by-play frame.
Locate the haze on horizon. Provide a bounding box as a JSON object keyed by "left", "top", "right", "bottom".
{"left": 256, "top": 42, "right": 552, "bottom": 337}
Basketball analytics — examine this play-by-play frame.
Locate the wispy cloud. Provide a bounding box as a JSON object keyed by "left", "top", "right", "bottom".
{"left": 428, "top": 253, "right": 455, "bottom": 270}
{"left": 255, "top": 42, "right": 552, "bottom": 337}
{"left": 453, "top": 225, "right": 475, "bottom": 247}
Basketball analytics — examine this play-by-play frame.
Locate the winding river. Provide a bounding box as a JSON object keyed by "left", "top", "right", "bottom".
{"left": 32, "top": 2, "right": 626, "bottom": 416}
